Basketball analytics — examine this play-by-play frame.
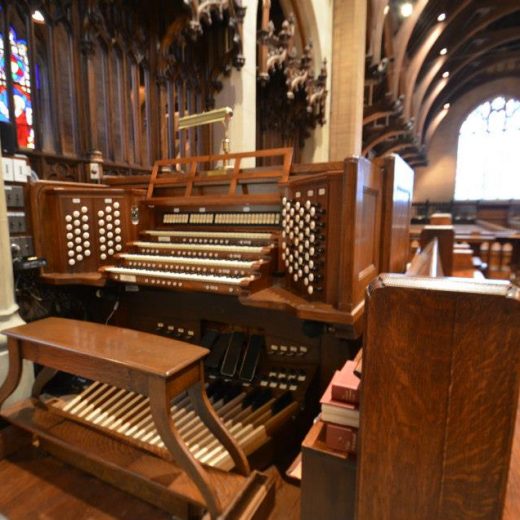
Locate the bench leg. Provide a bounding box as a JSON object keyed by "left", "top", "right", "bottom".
{"left": 0, "top": 338, "right": 23, "bottom": 409}
{"left": 188, "top": 380, "right": 250, "bottom": 476}
{"left": 148, "top": 378, "right": 222, "bottom": 519}
{"left": 31, "top": 367, "right": 58, "bottom": 399}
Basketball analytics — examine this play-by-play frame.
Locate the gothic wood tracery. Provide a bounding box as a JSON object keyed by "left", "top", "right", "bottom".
{"left": 256, "top": 0, "right": 327, "bottom": 162}
{"left": 1, "top": 0, "right": 245, "bottom": 181}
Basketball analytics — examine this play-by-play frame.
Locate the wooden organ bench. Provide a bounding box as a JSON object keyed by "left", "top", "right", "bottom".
{"left": 0, "top": 317, "right": 275, "bottom": 519}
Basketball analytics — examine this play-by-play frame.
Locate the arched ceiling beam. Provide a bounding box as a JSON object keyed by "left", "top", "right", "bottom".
{"left": 421, "top": 56, "right": 520, "bottom": 140}
{"left": 412, "top": 55, "right": 448, "bottom": 119}
{"left": 415, "top": 26, "right": 520, "bottom": 135}
{"left": 363, "top": 129, "right": 408, "bottom": 156}
{"left": 377, "top": 142, "right": 417, "bottom": 156}
{"left": 368, "top": 0, "right": 390, "bottom": 64}
{"left": 402, "top": 1, "right": 472, "bottom": 119}
{"left": 391, "top": 0, "right": 430, "bottom": 97}
{"left": 363, "top": 109, "right": 394, "bottom": 125}
{"left": 424, "top": 109, "right": 449, "bottom": 149}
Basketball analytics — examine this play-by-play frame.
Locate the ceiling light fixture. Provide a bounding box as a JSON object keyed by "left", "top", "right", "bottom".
{"left": 440, "top": 48, "right": 448, "bottom": 56}
{"left": 437, "top": 13, "right": 446, "bottom": 22}
{"left": 32, "top": 10, "right": 45, "bottom": 23}
{"left": 400, "top": 2, "right": 414, "bottom": 18}
{"left": 443, "top": 103, "right": 451, "bottom": 110}
{"left": 442, "top": 71, "right": 450, "bottom": 79}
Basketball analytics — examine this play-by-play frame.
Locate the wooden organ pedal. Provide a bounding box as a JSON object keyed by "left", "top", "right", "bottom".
{"left": 0, "top": 318, "right": 275, "bottom": 519}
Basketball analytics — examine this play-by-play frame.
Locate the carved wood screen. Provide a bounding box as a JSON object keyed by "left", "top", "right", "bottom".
{"left": 0, "top": 0, "right": 244, "bottom": 182}
{"left": 256, "top": 0, "right": 327, "bottom": 163}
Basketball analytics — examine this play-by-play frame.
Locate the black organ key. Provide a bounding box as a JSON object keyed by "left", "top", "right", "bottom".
{"left": 238, "top": 335, "right": 264, "bottom": 382}
{"left": 272, "top": 391, "right": 293, "bottom": 414}
{"left": 204, "top": 333, "right": 230, "bottom": 371}
{"left": 220, "top": 332, "right": 246, "bottom": 378}
{"left": 200, "top": 329, "right": 219, "bottom": 350}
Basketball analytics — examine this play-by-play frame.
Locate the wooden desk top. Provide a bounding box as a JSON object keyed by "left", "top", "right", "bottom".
{"left": 2, "top": 317, "right": 209, "bottom": 379}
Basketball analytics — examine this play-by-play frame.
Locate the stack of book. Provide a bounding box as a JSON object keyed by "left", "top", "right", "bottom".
{"left": 320, "top": 360, "right": 360, "bottom": 454}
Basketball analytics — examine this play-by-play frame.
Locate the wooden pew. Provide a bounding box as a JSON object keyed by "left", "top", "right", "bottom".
{"left": 356, "top": 273, "right": 520, "bottom": 519}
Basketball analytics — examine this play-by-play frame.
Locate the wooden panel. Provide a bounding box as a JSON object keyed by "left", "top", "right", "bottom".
{"left": 346, "top": 157, "right": 382, "bottom": 312}
{"left": 379, "top": 154, "right": 414, "bottom": 273}
{"left": 301, "top": 421, "right": 357, "bottom": 520}
{"left": 28, "top": 181, "right": 144, "bottom": 282}
{"left": 357, "top": 275, "right": 520, "bottom": 520}
{"left": 420, "top": 226, "right": 455, "bottom": 276}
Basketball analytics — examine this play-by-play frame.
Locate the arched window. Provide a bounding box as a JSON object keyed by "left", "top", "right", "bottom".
{"left": 454, "top": 96, "right": 520, "bottom": 200}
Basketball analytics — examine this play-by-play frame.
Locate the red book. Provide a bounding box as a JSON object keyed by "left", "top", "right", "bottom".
{"left": 331, "top": 361, "right": 360, "bottom": 404}
{"left": 320, "top": 374, "right": 360, "bottom": 428}
{"left": 324, "top": 422, "right": 357, "bottom": 453}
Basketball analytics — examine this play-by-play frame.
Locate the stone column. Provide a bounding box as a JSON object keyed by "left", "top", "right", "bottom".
{"left": 329, "top": 0, "right": 367, "bottom": 159}
{"left": 0, "top": 149, "right": 34, "bottom": 409}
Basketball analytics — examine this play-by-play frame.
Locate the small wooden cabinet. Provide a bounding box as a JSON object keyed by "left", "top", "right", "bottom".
{"left": 301, "top": 420, "right": 356, "bottom": 520}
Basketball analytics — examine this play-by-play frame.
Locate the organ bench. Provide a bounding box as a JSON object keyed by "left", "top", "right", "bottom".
{"left": 0, "top": 317, "right": 274, "bottom": 519}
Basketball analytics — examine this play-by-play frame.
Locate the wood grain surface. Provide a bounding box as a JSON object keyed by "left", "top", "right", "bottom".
{"left": 357, "top": 277, "right": 520, "bottom": 520}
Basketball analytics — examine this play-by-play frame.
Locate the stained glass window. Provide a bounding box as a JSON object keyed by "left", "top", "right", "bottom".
{"left": 0, "top": 32, "right": 9, "bottom": 123}
{"left": 455, "top": 96, "right": 520, "bottom": 200}
{"left": 9, "top": 26, "right": 34, "bottom": 148}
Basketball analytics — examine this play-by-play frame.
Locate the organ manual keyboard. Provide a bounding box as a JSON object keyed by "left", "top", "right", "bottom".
{"left": 100, "top": 148, "right": 293, "bottom": 296}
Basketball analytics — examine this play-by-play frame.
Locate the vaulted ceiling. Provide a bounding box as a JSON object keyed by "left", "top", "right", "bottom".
{"left": 364, "top": 0, "right": 520, "bottom": 166}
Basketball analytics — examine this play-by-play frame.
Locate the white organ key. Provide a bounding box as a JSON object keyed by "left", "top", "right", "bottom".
{"left": 106, "top": 267, "right": 255, "bottom": 286}
{"left": 145, "top": 230, "right": 273, "bottom": 240}
{"left": 133, "top": 241, "right": 269, "bottom": 254}
{"left": 62, "top": 381, "right": 103, "bottom": 412}
{"left": 119, "top": 253, "right": 258, "bottom": 269}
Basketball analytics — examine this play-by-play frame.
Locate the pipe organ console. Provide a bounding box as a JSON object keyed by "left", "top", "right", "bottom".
{"left": 13, "top": 148, "right": 416, "bottom": 517}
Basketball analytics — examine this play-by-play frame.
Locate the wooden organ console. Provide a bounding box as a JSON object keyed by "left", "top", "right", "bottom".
{"left": 10, "top": 148, "right": 418, "bottom": 516}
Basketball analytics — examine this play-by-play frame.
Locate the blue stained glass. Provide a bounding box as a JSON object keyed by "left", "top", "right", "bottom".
{"left": 0, "top": 32, "right": 8, "bottom": 123}
{"left": 9, "top": 26, "right": 34, "bottom": 148}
